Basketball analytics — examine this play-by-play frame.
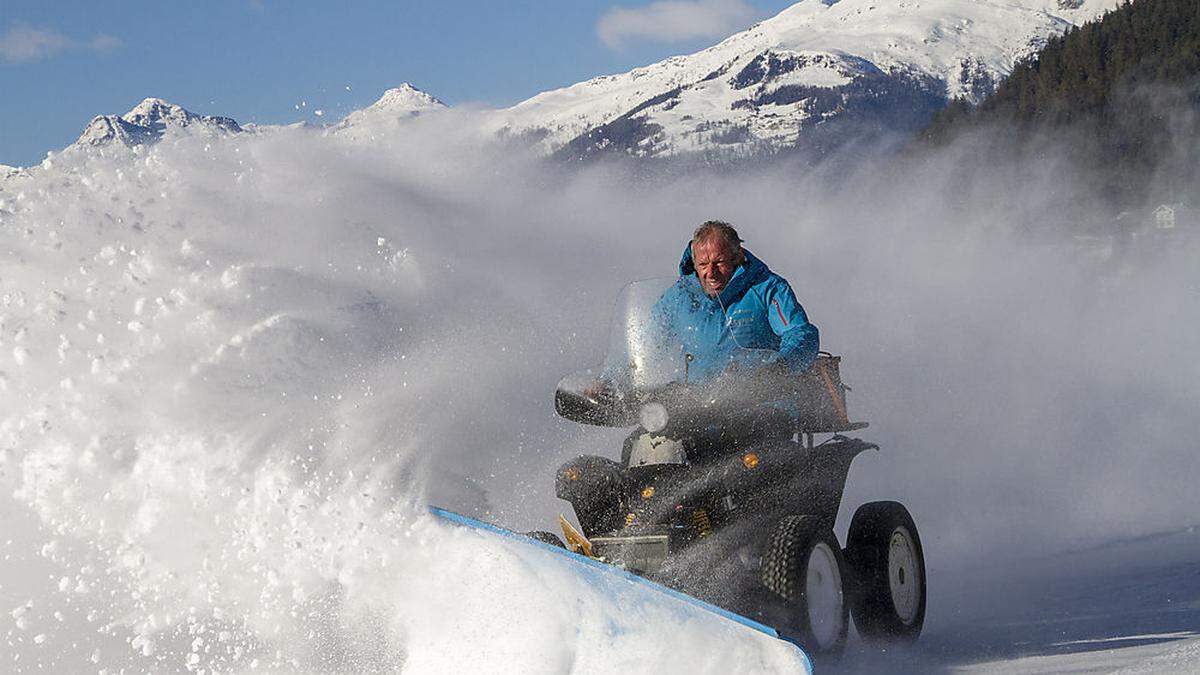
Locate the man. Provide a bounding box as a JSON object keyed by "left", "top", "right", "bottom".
{"left": 586, "top": 220, "right": 818, "bottom": 398}
{"left": 659, "top": 220, "right": 819, "bottom": 382}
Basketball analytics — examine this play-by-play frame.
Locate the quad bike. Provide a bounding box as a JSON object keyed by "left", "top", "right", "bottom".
{"left": 539, "top": 278, "right": 926, "bottom": 657}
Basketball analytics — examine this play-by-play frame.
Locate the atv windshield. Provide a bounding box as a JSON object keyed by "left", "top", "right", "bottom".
{"left": 557, "top": 278, "right": 858, "bottom": 433}
{"left": 600, "top": 277, "right": 777, "bottom": 391}
{"left": 555, "top": 277, "right": 784, "bottom": 426}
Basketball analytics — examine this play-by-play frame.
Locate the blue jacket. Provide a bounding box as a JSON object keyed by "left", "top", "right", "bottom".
{"left": 655, "top": 243, "right": 819, "bottom": 383}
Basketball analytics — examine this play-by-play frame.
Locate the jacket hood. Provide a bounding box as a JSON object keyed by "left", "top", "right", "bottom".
{"left": 678, "top": 240, "right": 769, "bottom": 304}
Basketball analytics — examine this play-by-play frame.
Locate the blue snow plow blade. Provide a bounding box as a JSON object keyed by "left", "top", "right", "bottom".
{"left": 429, "top": 506, "right": 812, "bottom": 672}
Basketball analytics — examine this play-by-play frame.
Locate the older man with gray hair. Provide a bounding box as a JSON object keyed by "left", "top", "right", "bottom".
{"left": 585, "top": 221, "right": 819, "bottom": 410}
{"left": 666, "top": 220, "right": 819, "bottom": 380}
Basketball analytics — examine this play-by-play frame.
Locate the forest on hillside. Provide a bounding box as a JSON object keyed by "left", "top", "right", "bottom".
{"left": 921, "top": 0, "right": 1200, "bottom": 214}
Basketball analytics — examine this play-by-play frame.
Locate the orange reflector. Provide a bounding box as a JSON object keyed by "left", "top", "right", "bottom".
{"left": 563, "top": 468, "right": 580, "bottom": 482}
{"left": 742, "top": 453, "right": 759, "bottom": 469}
{"left": 625, "top": 512, "right": 637, "bottom": 527}
{"left": 641, "top": 486, "right": 655, "bottom": 499}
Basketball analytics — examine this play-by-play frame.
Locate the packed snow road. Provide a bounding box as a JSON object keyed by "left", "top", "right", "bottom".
{"left": 837, "top": 525, "right": 1200, "bottom": 673}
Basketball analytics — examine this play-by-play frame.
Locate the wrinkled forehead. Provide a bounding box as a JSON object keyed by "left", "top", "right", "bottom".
{"left": 691, "top": 236, "right": 740, "bottom": 261}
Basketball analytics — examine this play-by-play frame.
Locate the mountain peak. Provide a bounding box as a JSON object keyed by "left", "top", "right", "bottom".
{"left": 122, "top": 97, "right": 184, "bottom": 123}
{"left": 333, "top": 83, "right": 447, "bottom": 135}
{"left": 366, "top": 84, "right": 446, "bottom": 115}
{"left": 120, "top": 97, "right": 240, "bottom": 133}
{"left": 72, "top": 98, "right": 242, "bottom": 151}
{"left": 129, "top": 97, "right": 174, "bottom": 111}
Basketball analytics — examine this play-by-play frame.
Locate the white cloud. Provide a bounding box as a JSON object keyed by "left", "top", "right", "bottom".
{"left": 0, "top": 24, "right": 70, "bottom": 63}
{"left": 89, "top": 34, "right": 124, "bottom": 52}
{"left": 597, "top": 0, "right": 759, "bottom": 49}
{"left": 0, "top": 23, "right": 123, "bottom": 64}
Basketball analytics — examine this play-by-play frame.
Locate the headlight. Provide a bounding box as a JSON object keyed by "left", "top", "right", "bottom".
{"left": 639, "top": 402, "right": 669, "bottom": 433}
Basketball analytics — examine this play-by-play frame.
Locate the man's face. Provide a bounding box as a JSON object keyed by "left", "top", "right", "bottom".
{"left": 692, "top": 237, "right": 742, "bottom": 297}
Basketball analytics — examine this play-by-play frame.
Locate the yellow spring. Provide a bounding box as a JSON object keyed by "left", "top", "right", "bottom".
{"left": 691, "top": 508, "right": 712, "bottom": 538}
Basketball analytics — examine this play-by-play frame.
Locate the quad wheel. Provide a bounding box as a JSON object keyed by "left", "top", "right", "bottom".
{"left": 761, "top": 515, "right": 849, "bottom": 656}
{"left": 845, "top": 501, "right": 926, "bottom": 642}
{"left": 523, "top": 530, "right": 567, "bottom": 549}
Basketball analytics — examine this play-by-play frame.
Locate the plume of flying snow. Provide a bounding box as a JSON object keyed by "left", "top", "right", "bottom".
{"left": 0, "top": 86, "right": 1196, "bottom": 672}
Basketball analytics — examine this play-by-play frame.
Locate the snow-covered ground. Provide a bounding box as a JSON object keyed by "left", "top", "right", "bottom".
{"left": 1, "top": 106, "right": 1197, "bottom": 672}
{"left": 838, "top": 525, "right": 1200, "bottom": 673}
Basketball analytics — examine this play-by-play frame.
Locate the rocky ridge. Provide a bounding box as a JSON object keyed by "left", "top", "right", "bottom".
{"left": 74, "top": 98, "right": 242, "bottom": 150}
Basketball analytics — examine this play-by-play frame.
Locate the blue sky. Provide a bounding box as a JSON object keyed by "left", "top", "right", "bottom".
{"left": 1, "top": 0, "right": 796, "bottom": 167}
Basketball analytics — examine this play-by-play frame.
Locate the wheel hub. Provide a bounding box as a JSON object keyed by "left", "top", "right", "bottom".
{"left": 806, "top": 541, "right": 845, "bottom": 648}
{"left": 888, "top": 526, "right": 922, "bottom": 624}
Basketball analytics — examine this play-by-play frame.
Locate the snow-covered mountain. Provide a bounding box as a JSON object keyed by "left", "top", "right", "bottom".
{"left": 333, "top": 83, "right": 446, "bottom": 134}
{"left": 492, "top": 0, "right": 1122, "bottom": 159}
{"left": 73, "top": 98, "right": 242, "bottom": 150}
{"left": 42, "top": 0, "right": 1123, "bottom": 164}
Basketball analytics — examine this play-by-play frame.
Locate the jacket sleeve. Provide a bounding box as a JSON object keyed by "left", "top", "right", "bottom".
{"left": 765, "top": 279, "right": 819, "bottom": 372}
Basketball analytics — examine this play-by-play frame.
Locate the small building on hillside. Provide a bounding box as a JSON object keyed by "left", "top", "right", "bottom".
{"left": 1154, "top": 204, "right": 1178, "bottom": 230}
{"left": 1151, "top": 202, "right": 1196, "bottom": 229}
{"left": 1101, "top": 203, "right": 1194, "bottom": 269}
